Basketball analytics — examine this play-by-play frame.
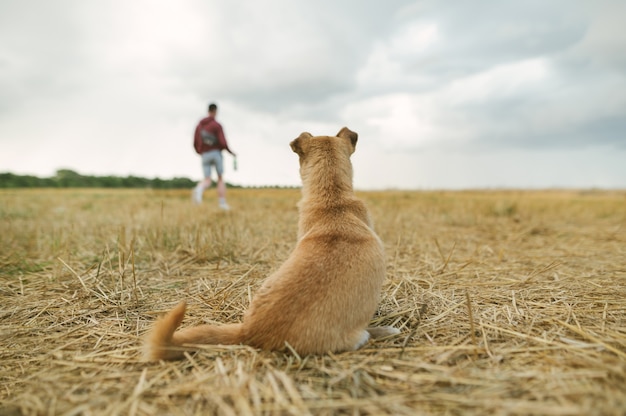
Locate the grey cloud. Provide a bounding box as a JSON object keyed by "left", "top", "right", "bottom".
{"left": 165, "top": 1, "right": 417, "bottom": 113}
{"left": 368, "top": 0, "right": 587, "bottom": 92}
{"left": 357, "top": 1, "right": 626, "bottom": 152}
{"left": 0, "top": 3, "right": 97, "bottom": 114}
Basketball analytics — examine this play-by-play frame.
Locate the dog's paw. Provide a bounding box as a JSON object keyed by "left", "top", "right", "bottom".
{"left": 352, "top": 330, "right": 371, "bottom": 350}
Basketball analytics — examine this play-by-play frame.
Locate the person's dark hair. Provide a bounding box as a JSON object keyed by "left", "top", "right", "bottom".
{"left": 208, "top": 103, "right": 218, "bottom": 112}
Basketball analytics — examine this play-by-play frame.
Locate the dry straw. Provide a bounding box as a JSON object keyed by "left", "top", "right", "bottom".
{"left": 1, "top": 188, "right": 625, "bottom": 415}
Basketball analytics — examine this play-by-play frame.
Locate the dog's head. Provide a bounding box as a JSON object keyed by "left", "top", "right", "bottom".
{"left": 289, "top": 127, "right": 358, "bottom": 185}
{"left": 290, "top": 127, "right": 358, "bottom": 158}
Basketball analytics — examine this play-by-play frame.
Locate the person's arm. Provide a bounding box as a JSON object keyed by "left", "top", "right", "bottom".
{"left": 193, "top": 124, "right": 203, "bottom": 154}
{"left": 217, "top": 124, "right": 236, "bottom": 156}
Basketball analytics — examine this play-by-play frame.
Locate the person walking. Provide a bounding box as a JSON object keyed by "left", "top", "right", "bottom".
{"left": 192, "top": 103, "right": 236, "bottom": 209}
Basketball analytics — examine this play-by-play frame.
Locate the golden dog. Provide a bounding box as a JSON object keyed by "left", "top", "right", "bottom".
{"left": 144, "top": 127, "right": 398, "bottom": 360}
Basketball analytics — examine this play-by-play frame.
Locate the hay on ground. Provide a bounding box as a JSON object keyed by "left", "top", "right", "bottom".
{"left": 1, "top": 188, "right": 625, "bottom": 415}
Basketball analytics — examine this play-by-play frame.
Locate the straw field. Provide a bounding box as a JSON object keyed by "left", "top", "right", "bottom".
{"left": 1, "top": 188, "right": 625, "bottom": 415}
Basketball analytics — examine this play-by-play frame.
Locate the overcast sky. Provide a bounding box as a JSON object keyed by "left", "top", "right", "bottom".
{"left": 1, "top": 0, "right": 625, "bottom": 189}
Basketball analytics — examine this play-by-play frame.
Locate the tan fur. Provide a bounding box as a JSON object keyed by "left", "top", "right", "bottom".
{"left": 144, "top": 127, "right": 399, "bottom": 361}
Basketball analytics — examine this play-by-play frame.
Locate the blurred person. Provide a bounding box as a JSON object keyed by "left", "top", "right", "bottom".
{"left": 192, "top": 103, "right": 236, "bottom": 209}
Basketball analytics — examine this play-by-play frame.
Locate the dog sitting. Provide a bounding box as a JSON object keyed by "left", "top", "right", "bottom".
{"left": 144, "top": 127, "right": 398, "bottom": 360}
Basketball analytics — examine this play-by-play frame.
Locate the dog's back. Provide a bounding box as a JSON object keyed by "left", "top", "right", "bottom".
{"left": 242, "top": 204, "right": 385, "bottom": 353}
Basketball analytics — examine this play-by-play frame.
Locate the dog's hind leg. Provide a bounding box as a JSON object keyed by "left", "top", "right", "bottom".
{"left": 366, "top": 326, "right": 401, "bottom": 339}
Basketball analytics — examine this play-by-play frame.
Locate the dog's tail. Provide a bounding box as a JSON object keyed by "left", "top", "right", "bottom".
{"left": 143, "top": 301, "right": 244, "bottom": 361}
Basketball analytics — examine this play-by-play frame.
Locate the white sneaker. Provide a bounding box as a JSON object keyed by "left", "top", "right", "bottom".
{"left": 219, "top": 202, "right": 230, "bottom": 211}
{"left": 192, "top": 186, "right": 203, "bottom": 204}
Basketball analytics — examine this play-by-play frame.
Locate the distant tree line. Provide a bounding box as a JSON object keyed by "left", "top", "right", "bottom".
{"left": 0, "top": 169, "right": 238, "bottom": 189}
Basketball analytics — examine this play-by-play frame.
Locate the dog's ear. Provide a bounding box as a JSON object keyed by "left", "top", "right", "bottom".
{"left": 290, "top": 132, "right": 312, "bottom": 156}
{"left": 337, "top": 127, "right": 358, "bottom": 151}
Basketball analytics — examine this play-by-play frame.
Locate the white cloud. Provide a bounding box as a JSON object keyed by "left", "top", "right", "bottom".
{"left": 443, "top": 58, "right": 550, "bottom": 105}
{"left": 356, "top": 21, "right": 440, "bottom": 92}
{"left": 342, "top": 94, "right": 449, "bottom": 151}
